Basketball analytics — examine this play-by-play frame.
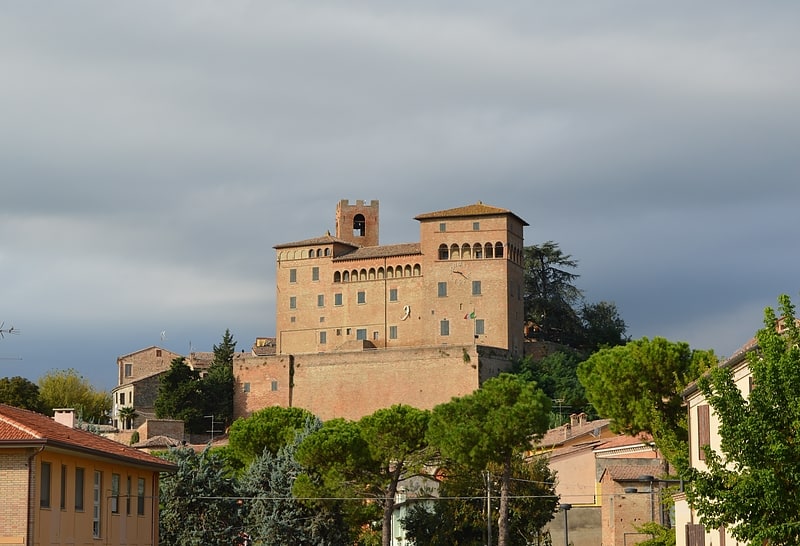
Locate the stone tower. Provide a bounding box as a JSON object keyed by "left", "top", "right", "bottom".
{"left": 335, "top": 199, "right": 379, "bottom": 247}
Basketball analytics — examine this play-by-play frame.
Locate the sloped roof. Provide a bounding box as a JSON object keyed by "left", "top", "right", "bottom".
{"left": 333, "top": 243, "right": 421, "bottom": 261}
{"left": 539, "top": 418, "right": 612, "bottom": 448}
{"left": 117, "top": 346, "right": 178, "bottom": 360}
{"left": 274, "top": 233, "right": 358, "bottom": 250}
{"left": 600, "top": 462, "right": 664, "bottom": 482}
{"left": 415, "top": 202, "right": 529, "bottom": 226}
{"left": 0, "top": 404, "right": 176, "bottom": 471}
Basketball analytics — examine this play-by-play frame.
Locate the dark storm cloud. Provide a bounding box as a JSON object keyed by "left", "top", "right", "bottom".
{"left": 1, "top": 1, "right": 799, "bottom": 386}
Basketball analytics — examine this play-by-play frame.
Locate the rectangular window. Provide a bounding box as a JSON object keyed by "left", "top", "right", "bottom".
{"left": 373, "top": 331, "right": 379, "bottom": 340}
{"left": 389, "top": 288, "right": 398, "bottom": 302}
{"left": 439, "top": 222, "right": 446, "bottom": 232}
{"left": 156, "top": 349, "right": 162, "bottom": 357}
{"left": 243, "top": 382, "right": 250, "bottom": 393}
{"left": 317, "top": 294, "right": 325, "bottom": 307}
{"left": 334, "top": 293, "right": 343, "bottom": 306}
{"left": 137, "top": 478, "right": 145, "bottom": 516}
{"left": 473, "top": 221, "right": 480, "bottom": 231}
{"left": 356, "top": 329, "right": 367, "bottom": 340}
{"left": 75, "top": 467, "right": 85, "bottom": 511}
{"left": 320, "top": 331, "right": 327, "bottom": 344}
{"left": 312, "top": 267, "right": 319, "bottom": 281}
{"left": 438, "top": 282, "right": 448, "bottom": 297}
{"left": 357, "top": 291, "right": 366, "bottom": 304}
{"left": 120, "top": 392, "right": 125, "bottom": 405}
{"left": 111, "top": 473, "right": 120, "bottom": 514}
{"left": 40, "top": 462, "right": 51, "bottom": 508}
{"left": 124, "top": 363, "right": 132, "bottom": 377}
{"left": 126, "top": 476, "right": 131, "bottom": 516}
{"left": 475, "top": 319, "right": 485, "bottom": 335}
{"left": 271, "top": 380, "right": 279, "bottom": 391}
{"left": 440, "top": 319, "right": 450, "bottom": 336}
{"left": 389, "top": 325, "right": 398, "bottom": 339}
{"left": 289, "top": 268, "right": 297, "bottom": 283}
{"left": 60, "top": 464, "right": 67, "bottom": 510}
{"left": 289, "top": 296, "right": 297, "bottom": 309}
{"left": 93, "top": 471, "right": 102, "bottom": 537}
{"left": 472, "top": 280, "right": 482, "bottom": 296}
{"left": 697, "top": 404, "right": 711, "bottom": 461}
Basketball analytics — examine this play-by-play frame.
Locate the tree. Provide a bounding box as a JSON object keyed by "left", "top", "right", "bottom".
{"left": 204, "top": 329, "right": 237, "bottom": 426}
{"left": 154, "top": 357, "right": 205, "bottom": 433}
{"left": 580, "top": 300, "right": 629, "bottom": 351}
{"left": 38, "top": 368, "right": 111, "bottom": 422}
{"left": 159, "top": 446, "right": 241, "bottom": 545}
{"left": 227, "top": 406, "right": 315, "bottom": 469}
{"left": 237, "top": 419, "right": 349, "bottom": 545}
{"left": 426, "top": 374, "right": 551, "bottom": 546}
{"left": 359, "top": 405, "right": 431, "bottom": 546}
{"left": 0, "top": 376, "right": 45, "bottom": 412}
{"left": 294, "top": 405, "right": 431, "bottom": 546}
{"left": 577, "top": 337, "right": 716, "bottom": 467}
{"left": 523, "top": 242, "right": 584, "bottom": 346}
{"left": 515, "top": 350, "right": 591, "bottom": 426}
{"left": 402, "top": 455, "right": 557, "bottom": 546}
{"left": 686, "top": 295, "right": 800, "bottom": 545}
{"left": 117, "top": 405, "right": 139, "bottom": 430}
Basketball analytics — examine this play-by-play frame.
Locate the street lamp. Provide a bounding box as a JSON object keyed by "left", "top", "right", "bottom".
{"left": 559, "top": 503, "right": 572, "bottom": 546}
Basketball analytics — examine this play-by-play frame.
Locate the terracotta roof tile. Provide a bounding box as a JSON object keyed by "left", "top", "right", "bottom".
{"left": 273, "top": 233, "right": 358, "bottom": 250}
{"left": 0, "top": 404, "right": 176, "bottom": 471}
{"left": 415, "top": 202, "right": 529, "bottom": 226}
{"left": 333, "top": 243, "right": 421, "bottom": 261}
{"left": 603, "top": 462, "right": 663, "bottom": 481}
{"left": 539, "top": 418, "right": 611, "bottom": 447}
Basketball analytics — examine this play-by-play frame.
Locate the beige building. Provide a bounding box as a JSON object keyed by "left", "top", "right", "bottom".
{"left": 234, "top": 200, "right": 527, "bottom": 421}
{"left": 674, "top": 338, "right": 755, "bottom": 546}
{"left": 0, "top": 404, "right": 175, "bottom": 546}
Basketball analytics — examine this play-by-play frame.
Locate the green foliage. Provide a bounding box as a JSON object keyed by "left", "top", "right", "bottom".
{"left": 687, "top": 295, "right": 800, "bottom": 545}
{"left": 228, "top": 406, "right": 315, "bottom": 469}
{"left": 523, "top": 242, "right": 628, "bottom": 351}
{"left": 427, "top": 374, "right": 551, "bottom": 546}
{"left": 0, "top": 376, "right": 45, "bottom": 412}
{"left": 634, "top": 522, "right": 676, "bottom": 546}
{"left": 154, "top": 357, "right": 205, "bottom": 433}
{"left": 117, "top": 405, "right": 139, "bottom": 429}
{"left": 237, "top": 420, "right": 349, "bottom": 545}
{"left": 37, "top": 368, "right": 111, "bottom": 422}
{"left": 524, "top": 242, "right": 583, "bottom": 346}
{"left": 514, "top": 350, "right": 591, "bottom": 426}
{"left": 577, "top": 337, "right": 716, "bottom": 467}
{"left": 402, "top": 456, "right": 557, "bottom": 546}
{"left": 129, "top": 430, "right": 140, "bottom": 444}
{"left": 204, "top": 329, "right": 237, "bottom": 426}
{"left": 159, "top": 446, "right": 241, "bottom": 545}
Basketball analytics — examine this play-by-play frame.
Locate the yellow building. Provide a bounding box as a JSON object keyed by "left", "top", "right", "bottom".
{"left": 0, "top": 404, "right": 175, "bottom": 546}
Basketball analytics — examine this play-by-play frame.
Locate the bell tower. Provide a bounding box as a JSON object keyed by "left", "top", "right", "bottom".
{"left": 336, "top": 199, "right": 380, "bottom": 247}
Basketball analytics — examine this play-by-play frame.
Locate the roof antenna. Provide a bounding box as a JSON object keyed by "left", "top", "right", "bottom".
{"left": 0, "top": 322, "right": 20, "bottom": 339}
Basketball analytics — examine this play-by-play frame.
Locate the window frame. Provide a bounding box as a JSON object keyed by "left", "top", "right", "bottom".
{"left": 40, "top": 462, "right": 51, "bottom": 508}
{"left": 438, "top": 282, "right": 448, "bottom": 298}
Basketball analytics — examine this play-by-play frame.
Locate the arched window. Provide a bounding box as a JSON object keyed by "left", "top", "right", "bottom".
{"left": 395, "top": 266, "right": 403, "bottom": 278}
{"left": 413, "top": 264, "right": 421, "bottom": 276}
{"left": 352, "top": 269, "right": 359, "bottom": 281}
{"left": 461, "top": 243, "right": 471, "bottom": 260}
{"left": 495, "top": 242, "right": 504, "bottom": 258}
{"left": 377, "top": 267, "right": 385, "bottom": 279}
{"left": 404, "top": 264, "right": 412, "bottom": 277}
{"left": 317, "top": 249, "right": 323, "bottom": 257}
{"left": 325, "top": 248, "right": 331, "bottom": 256}
{"left": 438, "top": 244, "right": 449, "bottom": 260}
{"left": 360, "top": 269, "right": 367, "bottom": 281}
{"left": 334, "top": 271, "right": 342, "bottom": 283}
{"left": 343, "top": 271, "right": 350, "bottom": 282}
{"left": 300, "top": 249, "right": 308, "bottom": 259}
{"left": 387, "top": 267, "right": 395, "bottom": 279}
{"left": 353, "top": 214, "right": 366, "bottom": 237}
{"left": 369, "top": 268, "right": 376, "bottom": 280}
{"left": 473, "top": 243, "right": 483, "bottom": 259}
{"left": 450, "top": 243, "right": 460, "bottom": 260}
{"left": 485, "top": 243, "right": 494, "bottom": 259}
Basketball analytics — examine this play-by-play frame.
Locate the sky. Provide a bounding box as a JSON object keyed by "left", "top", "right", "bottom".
{"left": 2, "top": 2, "right": 799, "bottom": 391}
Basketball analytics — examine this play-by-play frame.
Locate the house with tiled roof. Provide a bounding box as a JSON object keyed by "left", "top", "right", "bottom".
{"left": 0, "top": 403, "right": 175, "bottom": 546}
{"left": 234, "top": 199, "right": 527, "bottom": 421}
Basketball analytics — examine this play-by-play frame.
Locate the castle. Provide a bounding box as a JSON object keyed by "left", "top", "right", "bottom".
{"left": 232, "top": 199, "right": 529, "bottom": 420}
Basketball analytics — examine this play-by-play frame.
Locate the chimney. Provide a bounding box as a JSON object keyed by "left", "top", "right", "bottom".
{"left": 53, "top": 408, "right": 76, "bottom": 428}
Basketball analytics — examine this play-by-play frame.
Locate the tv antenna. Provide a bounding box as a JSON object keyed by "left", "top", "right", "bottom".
{"left": 0, "top": 322, "right": 20, "bottom": 339}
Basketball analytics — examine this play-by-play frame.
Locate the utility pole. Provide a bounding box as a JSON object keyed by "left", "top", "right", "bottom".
{"left": 484, "top": 470, "right": 492, "bottom": 546}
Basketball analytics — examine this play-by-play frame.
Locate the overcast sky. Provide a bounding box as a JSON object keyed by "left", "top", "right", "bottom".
{"left": 2, "top": 2, "right": 799, "bottom": 390}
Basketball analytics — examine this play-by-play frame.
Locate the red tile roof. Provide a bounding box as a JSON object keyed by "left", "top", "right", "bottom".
{"left": 0, "top": 404, "right": 176, "bottom": 471}
{"left": 414, "top": 202, "right": 529, "bottom": 226}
